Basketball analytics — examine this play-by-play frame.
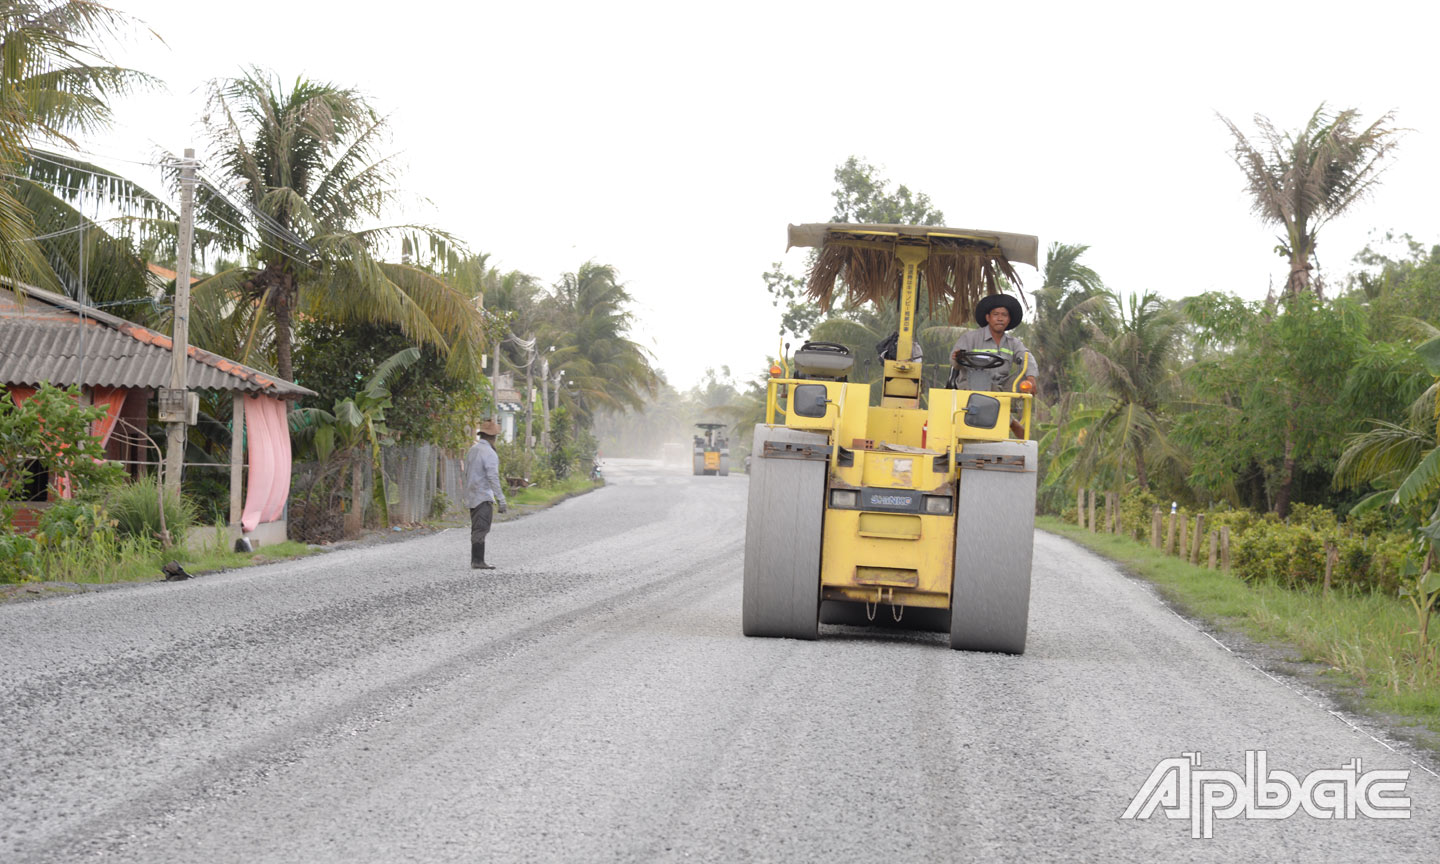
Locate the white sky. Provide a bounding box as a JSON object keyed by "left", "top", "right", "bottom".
{"left": 91, "top": 0, "right": 1440, "bottom": 390}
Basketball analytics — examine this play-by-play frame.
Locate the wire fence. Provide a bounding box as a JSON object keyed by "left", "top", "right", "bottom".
{"left": 290, "top": 445, "right": 465, "bottom": 543}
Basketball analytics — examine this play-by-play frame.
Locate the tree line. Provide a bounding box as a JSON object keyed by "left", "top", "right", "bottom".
{"left": 641, "top": 122, "right": 1437, "bottom": 573}
{"left": 1, "top": 1, "right": 658, "bottom": 521}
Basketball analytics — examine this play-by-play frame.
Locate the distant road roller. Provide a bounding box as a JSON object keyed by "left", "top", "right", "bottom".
{"left": 742, "top": 223, "right": 1040, "bottom": 653}
{"left": 693, "top": 423, "right": 730, "bottom": 476}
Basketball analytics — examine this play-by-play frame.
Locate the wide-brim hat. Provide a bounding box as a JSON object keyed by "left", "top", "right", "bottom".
{"left": 974, "top": 293, "right": 1023, "bottom": 330}
{"left": 478, "top": 419, "right": 501, "bottom": 437}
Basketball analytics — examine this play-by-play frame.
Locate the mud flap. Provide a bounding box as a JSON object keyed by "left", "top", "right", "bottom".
{"left": 950, "top": 439, "right": 1037, "bottom": 653}
{"left": 742, "top": 424, "right": 826, "bottom": 639}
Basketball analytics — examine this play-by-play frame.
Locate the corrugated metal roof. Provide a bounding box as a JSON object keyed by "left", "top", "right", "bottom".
{"left": 0, "top": 280, "right": 316, "bottom": 398}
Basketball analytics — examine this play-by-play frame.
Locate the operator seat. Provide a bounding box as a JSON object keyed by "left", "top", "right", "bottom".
{"left": 793, "top": 341, "right": 854, "bottom": 381}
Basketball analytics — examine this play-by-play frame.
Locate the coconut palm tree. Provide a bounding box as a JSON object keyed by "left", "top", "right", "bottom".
{"left": 1220, "top": 105, "right": 1401, "bottom": 298}
{"left": 543, "top": 262, "right": 657, "bottom": 425}
{"left": 12, "top": 151, "right": 173, "bottom": 312}
{"left": 1065, "top": 289, "right": 1186, "bottom": 491}
{"left": 1334, "top": 333, "right": 1440, "bottom": 530}
{"left": 1025, "top": 242, "right": 1104, "bottom": 405}
{"left": 187, "top": 68, "right": 480, "bottom": 384}
{"left": 0, "top": 1, "right": 158, "bottom": 289}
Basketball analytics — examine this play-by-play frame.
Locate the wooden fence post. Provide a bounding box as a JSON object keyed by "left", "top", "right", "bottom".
{"left": 1208, "top": 530, "right": 1218, "bottom": 569}
{"left": 1151, "top": 508, "right": 1162, "bottom": 549}
{"left": 1220, "top": 526, "right": 1231, "bottom": 572}
{"left": 1191, "top": 514, "right": 1205, "bottom": 564}
{"left": 1324, "top": 541, "right": 1338, "bottom": 595}
{"left": 1178, "top": 514, "right": 1188, "bottom": 560}
{"left": 1114, "top": 494, "right": 1123, "bottom": 536}
{"left": 1077, "top": 489, "right": 1085, "bottom": 528}
{"left": 1089, "top": 489, "right": 1097, "bottom": 533}
{"left": 1166, "top": 511, "right": 1177, "bottom": 556}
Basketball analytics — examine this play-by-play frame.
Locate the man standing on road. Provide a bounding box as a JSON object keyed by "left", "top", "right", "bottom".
{"left": 464, "top": 420, "right": 508, "bottom": 570}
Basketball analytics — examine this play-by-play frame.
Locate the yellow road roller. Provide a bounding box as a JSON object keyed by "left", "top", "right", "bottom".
{"left": 742, "top": 223, "right": 1039, "bottom": 653}
{"left": 693, "top": 423, "right": 730, "bottom": 476}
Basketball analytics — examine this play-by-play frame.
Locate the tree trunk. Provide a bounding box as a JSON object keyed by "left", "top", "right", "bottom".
{"left": 1134, "top": 443, "right": 1149, "bottom": 490}
{"left": 273, "top": 273, "right": 295, "bottom": 385}
{"left": 1286, "top": 259, "right": 1312, "bottom": 298}
{"left": 1274, "top": 424, "right": 1296, "bottom": 519}
{"left": 345, "top": 455, "right": 363, "bottom": 537}
{"left": 1286, "top": 232, "right": 1314, "bottom": 297}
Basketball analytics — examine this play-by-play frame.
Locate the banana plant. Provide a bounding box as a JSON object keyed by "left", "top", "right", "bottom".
{"left": 290, "top": 347, "right": 420, "bottom": 530}
{"left": 1398, "top": 550, "right": 1440, "bottom": 647}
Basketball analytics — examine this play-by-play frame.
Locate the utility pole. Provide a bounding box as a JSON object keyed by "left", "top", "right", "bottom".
{"left": 523, "top": 345, "right": 535, "bottom": 450}
{"left": 163, "top": 149, "right": 197, "bottom": 497}
{"left": 492, "top": 341, "right": 502, "bottom": 422}
{"left": 539, "top": 355, "right": 550, "bottom": 451}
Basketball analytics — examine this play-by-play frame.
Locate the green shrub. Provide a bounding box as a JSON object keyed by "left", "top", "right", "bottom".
{"left": 0, "top": 531, "right": 38, "bottom": 583}
{"left": 494, "top": 441, "right": 557, "bottom": 489}
{"left": 1232, "top": 519, "right": 1327, "bottom": 587}
{"left": 36, "top": 500, "right": 116, "bottom": 548}
{"left": 1104, "top": 490, "right": 1416, "bottom": 592}
{"left": 1119, "top": 489, "right": 1162, "bottom": 541}
{"left": 103, "top": 478, "right": 197, "bottom": 545}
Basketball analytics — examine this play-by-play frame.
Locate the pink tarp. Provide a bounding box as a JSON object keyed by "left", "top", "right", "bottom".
{"left": 241, "top": 394, "right": 291, "bottom": 533}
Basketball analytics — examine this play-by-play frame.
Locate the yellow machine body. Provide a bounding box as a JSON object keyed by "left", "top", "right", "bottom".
{"left": 759, "top": 226, "right": 1034, "bottom": 615}
{"left": 745, "top": 223, "right": 1039, "bottom": 651}
{"left": 763, "top": 375, "right": 1031, "bottom": 612}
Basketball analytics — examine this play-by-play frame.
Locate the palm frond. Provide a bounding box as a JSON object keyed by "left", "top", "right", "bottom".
{"left": 364, "top": 346, "right": 420, "bottom": 400}
{"left": 1334, "top": 420, "right": 1432, "bottom": 490}
{"left": 1393, "top": 446, "right": 1440, "bottom": 508}
{"left": 805, "top": 235, "right": 1023, "bottom": 326}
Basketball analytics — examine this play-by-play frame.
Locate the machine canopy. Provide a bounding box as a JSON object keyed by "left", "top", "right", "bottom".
{"left": 786, "top": 223, "right": 1040, "bottom": 327}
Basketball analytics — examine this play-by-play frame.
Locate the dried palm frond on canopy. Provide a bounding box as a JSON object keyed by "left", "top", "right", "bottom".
{"left": 787, "top": 223, "right": 1038, "bottom": 327}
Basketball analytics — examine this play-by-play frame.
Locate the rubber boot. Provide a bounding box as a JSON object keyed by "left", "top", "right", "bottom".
{"left": 471, "top": 542, "right": 494, "bottom": 570}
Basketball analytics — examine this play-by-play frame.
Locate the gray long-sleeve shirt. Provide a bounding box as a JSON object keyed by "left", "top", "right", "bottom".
{"left": 463, "top": 439, "right": 507, "bottom": 510}
{"left": 949, "top": 327, "right": 1039, "bottom": 392}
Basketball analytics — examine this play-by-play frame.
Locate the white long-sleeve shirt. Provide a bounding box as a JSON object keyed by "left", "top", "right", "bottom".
{"left": 463, "top": 439, "right": 507, "bottom": 509}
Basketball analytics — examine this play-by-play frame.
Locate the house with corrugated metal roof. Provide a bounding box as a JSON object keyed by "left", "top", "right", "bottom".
{"left": 492, "top": 372, "right": 526, "bottom": 444}
{"left": 0, "top": 279, "right": 316, "bottom": 546}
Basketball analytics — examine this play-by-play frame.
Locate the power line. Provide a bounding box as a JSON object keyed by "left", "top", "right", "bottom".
{"left": 196, "top": 175, "right": 316, "bottom": 256}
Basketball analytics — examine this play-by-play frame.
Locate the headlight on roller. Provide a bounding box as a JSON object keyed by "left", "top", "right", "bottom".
{"left": 830, "top": 489, "right": 858, "bottom": 509}
{"left": 923, "top": 495, "right": 953, "bottom": 515}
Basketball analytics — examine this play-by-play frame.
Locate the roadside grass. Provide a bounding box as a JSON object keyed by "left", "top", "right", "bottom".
{"left": 39, "top": 525, "right": 316, "bottom": 585}
{"left": 1038, "top": 516, "right": 1440, "bottom": 745}
{"left": 508, "top": 475, "right": 601, "bottom": 507}
{"left": 22, "top": 477, "right": 604, "bottom": 590}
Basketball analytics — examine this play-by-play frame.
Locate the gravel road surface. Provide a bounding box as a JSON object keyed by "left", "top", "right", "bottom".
{"left": 2, "top": 458, "right": 1436, "bottom": 862}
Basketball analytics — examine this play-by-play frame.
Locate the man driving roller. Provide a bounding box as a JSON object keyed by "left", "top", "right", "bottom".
{"left": 949, "top": 293, "right": 1038, "bottom": 438}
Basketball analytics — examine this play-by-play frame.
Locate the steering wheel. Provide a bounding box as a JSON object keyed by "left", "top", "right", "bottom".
{"left": 951, "top": 350, "right": 1005, "bottom": 370}
{"left": 946, "top": 350, "right": 1006, "bottom": 389}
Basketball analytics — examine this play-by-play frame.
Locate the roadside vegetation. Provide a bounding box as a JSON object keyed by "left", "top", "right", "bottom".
{"left": 0, "top": 2, "right": 652, "bottom": 579}
{"left": 600, "top": 125, "right": 1439, "bottom": 733}
{"left": 1040, "top": 516, "right": 1440, "bottom": 747}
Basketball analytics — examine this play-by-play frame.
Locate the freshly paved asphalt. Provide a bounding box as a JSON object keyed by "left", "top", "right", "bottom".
{"left": 1, "top": 458, "right": 1436, "bottom": 862}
